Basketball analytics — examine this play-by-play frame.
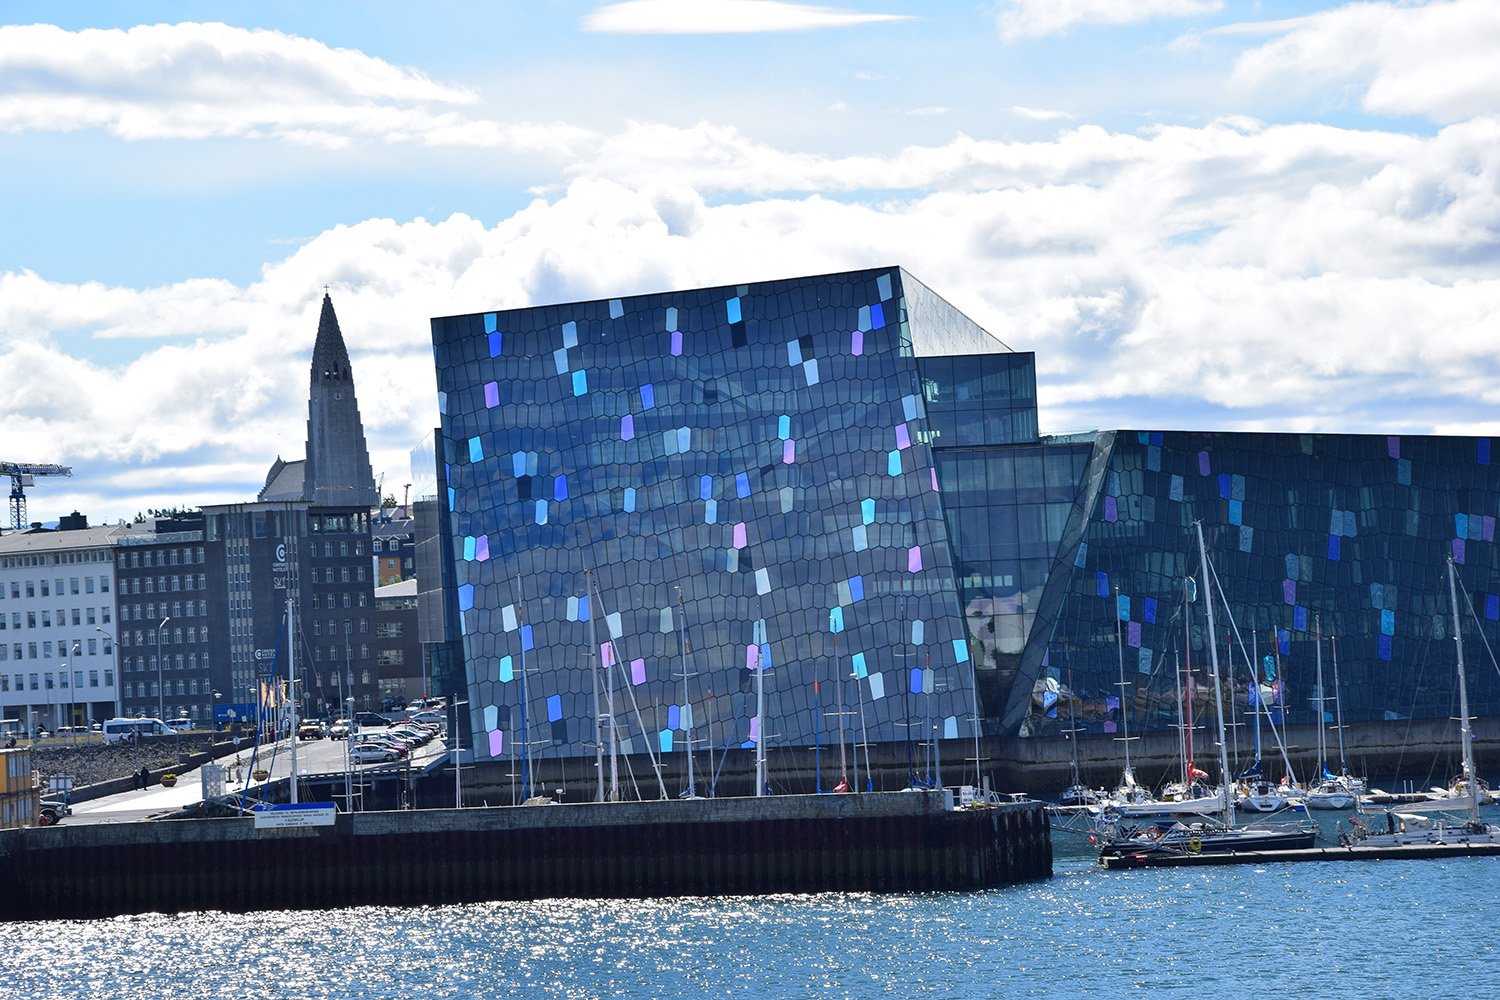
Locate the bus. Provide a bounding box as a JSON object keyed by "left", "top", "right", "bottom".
{"left": 101, "top": 718, "right": 171, "bottom": 743}
{"left": 0, "top": 719, "right": 23, "bottom": 741}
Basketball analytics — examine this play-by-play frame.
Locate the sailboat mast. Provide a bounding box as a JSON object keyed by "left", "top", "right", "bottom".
{"left": 1173, "top": 646, "right": 1187, "bottom": 785}
{"left": 588, "top": 569, "right": 603, "bottom": 803}
{"left": 1250, "top": 632, "right": 1262, "bottom": 772}
{"left": 677, "top": 587, "right": 695, "bottom": 797}
{"left": 1331, "top": 633, "right": 1349, "bottom": 779}
{"left": 1194, "top": 520, "right": 1235, "bottom": 828}
{"left": 1115, "top": 585, "right": 1131, "bottom": 774}
{"left": 1314, "top": 617, "right": 1327, "bottom": 780}
{"left": 1446, "top": 556, "right": 1481, "bottom": 826}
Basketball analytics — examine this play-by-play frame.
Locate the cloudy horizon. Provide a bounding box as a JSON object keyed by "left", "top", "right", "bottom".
{"left": 2, "top": 1, "right": 1497, "bottom": 524}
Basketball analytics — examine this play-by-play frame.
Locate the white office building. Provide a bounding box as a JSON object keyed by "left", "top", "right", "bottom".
{"left": 0, "top": 519, "right": 136, "bottom": 735}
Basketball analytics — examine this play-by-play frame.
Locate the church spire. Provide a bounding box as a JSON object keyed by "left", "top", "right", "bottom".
{"left": 303, "top": 292, "right": 378, "bottom": 508}
{"left": 311, "top": 291, "right": 353, "bottom": 386}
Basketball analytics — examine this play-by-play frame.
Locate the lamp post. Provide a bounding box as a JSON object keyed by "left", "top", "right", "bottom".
{"left": 211, "top": 689, "right": 221, "bottom": 732}
{"left": 156, "top": 616, "right": 171, "bottom": 722}
{"left": 95, "top": 627, "right": 117, "bottom": 720}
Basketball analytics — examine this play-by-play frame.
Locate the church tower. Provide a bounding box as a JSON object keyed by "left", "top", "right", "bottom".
{"left": 260, "top": 293, "right": 379, "bottom": 507}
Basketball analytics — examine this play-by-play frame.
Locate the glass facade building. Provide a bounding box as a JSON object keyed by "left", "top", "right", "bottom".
{"left": 431, "top": 267, "right": 1500, "bottom": 761}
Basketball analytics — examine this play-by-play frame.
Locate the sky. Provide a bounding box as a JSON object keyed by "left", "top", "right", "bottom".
{"left": 1, "top": 0, "right": 1497, "bottom": 525}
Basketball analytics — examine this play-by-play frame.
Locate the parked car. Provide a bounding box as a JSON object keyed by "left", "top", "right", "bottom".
{"left": 354, "top": 712, "right": 389, "bottom": 729}
{"left": 167, "top": 718, "right": 193, "bottom": 733}
{"left": 39, "top": 797, "right": 71, "bottom": 826}
{"left": 349, "top": 744, "right": 397, "bottom": 765}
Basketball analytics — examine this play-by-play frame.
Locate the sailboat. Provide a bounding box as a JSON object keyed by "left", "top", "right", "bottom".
{"left": 1305, "top": 622, "right": 1356, "bottom": 810}
{"left": 1059, "top": 670, "right": 1101, "bottom": 808}
{"left": 1098, "top": 521, "right": 1319, "bottom": 861}
{"left": 1239, "top": 640, "right": 1293, "bottom": 812}
{"left": 1350, "top": 556, "right": 1497, "bottom": 846}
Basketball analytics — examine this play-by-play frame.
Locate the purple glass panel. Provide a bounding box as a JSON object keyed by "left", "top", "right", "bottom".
{"left": 783, "top": 439, "right": 796, "bottom": 464}
{"left": 1387, "top": 436, "right": 1400, "bottom": 459}
{"left": 475, "top": 535, "right": 490, "bottom": 562}
{"left": 907, "top": 546, "right": 922, "bottom": 572}
{"left": 851, "top": 330, "right": 864, "bottom": 356}
{"left": 1127, "top": 621, "right": 1141, "bottom": 648}
{"left": 488, "top": 730, "right": 504, "bottom": 756}
{"left": 733, "top": 522, "right": 747, "bottom": 548}
{"left": 1283, "top": 579, "right": 1296, "bottom": 604}
{"left": 1198, "top": 451, "right": 1211, "bottom": 476}
{"left": 895, "top": 423, "right": 911, "bottom": 450}
{"left": 671, "top": 331, "right": 682, "bottom": 356}
{"left": 483, "top": 381, "right": 499, "bottom": 408}
{"left": 1104, "top": 496, "right": 1118, "bottom": 522}
{"left": 1453, "top": 537, "right": 1466, "bottom": 564}
{"left": 621, "top": 414, "right": 635, "bottom": 440}
{"left": 631, "top": 658, "right": 646, "bottom": 685}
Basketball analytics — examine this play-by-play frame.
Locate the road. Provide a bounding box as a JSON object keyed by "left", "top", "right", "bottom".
{"left": 64, "top": 730, "right": 452, "bottom": 825}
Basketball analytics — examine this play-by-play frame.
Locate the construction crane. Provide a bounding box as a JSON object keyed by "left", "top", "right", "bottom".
{"left": 2, "top": 462, "right": 72, "bottom": 531}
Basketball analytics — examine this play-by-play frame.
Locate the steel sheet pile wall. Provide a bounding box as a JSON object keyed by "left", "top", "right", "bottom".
{"left": 0, "top": 793, "right": 1049, "bottom": 920}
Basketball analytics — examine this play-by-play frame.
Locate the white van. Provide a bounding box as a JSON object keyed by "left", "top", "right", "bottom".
{"left": 101, "top": 717, "right": 171, "bottom": 743}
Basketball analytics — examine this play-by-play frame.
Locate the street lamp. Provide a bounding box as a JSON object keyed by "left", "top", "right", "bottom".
{"left": 156, "top": 616, "right": 171, "bottom": 722}
{"left": 211, "top": 689, "right": 221, "bottom": 732}
{"left": 95, "top": 627, "right": 117, "bottom": 720}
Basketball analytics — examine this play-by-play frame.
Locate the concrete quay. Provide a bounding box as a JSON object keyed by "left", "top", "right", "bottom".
{"left": 0, "top": 791, "right": 1050, "bottom": 920}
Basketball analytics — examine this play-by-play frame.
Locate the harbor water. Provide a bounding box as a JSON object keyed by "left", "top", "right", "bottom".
{"left": 4, "top": 811, "right": 1496, "bottom": 998}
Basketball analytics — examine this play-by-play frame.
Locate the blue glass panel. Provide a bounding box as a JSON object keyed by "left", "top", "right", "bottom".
{"left": 849, "top": 575, "right": 864, "bottom": 602}
{"left": 852, "top": 651, "right": 867, "bottom": 679}
{"left": 572, "top": 370, "right": 587, "bottom": 396}
{"left": 1116, "top": 595, "right": 1130, "bottom": 621}
{"left": 640, "top": 383, "right": 655, "bottom": 409}
{"left": 468, "top": 437, "right": 483, "bottom": 462}
{"left": 1327, "top": 535, "right": 1340, "bottom": 560}
{"left": 488, "top": 331, "right": 502, "bottom": 357}
{"left": 736, "top": 473, "right": 750, "bottom": 498}
{"left": 547, "top": 694, "right": 562, "bottom": 722}
{"left": 726, "top": 297, "right": 741, "bottom": 323}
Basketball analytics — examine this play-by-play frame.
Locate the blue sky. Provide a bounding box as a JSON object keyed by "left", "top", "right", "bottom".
{"left": 1, "top": 1, "right": 1497, "bottom": 522}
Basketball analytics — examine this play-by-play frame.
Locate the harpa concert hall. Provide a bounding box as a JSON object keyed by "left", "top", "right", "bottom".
{"left": 429, "top": 266, "right": 1500, "bottom": 768}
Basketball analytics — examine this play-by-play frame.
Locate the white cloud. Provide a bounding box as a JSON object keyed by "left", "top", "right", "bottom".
{"left": 0, "top": 21, "right": 597, "bottom": 152}
{"left": 5, "top": 111, "right": 1500, "bottom": 519}
{"left": 582, "top": 0, "right": 911, "bottom": 34}
{"left": 1226, "top": 0, "right": 1500, "bottom": 123}
{"left": 904, "top": 106, "right": 949, "bottom": 116}
{"left": 998, "top": 0, "right": 1223, "bottom": 41}
{"left": 1012, "top": 106, "right": 1075, "bottom": 121}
